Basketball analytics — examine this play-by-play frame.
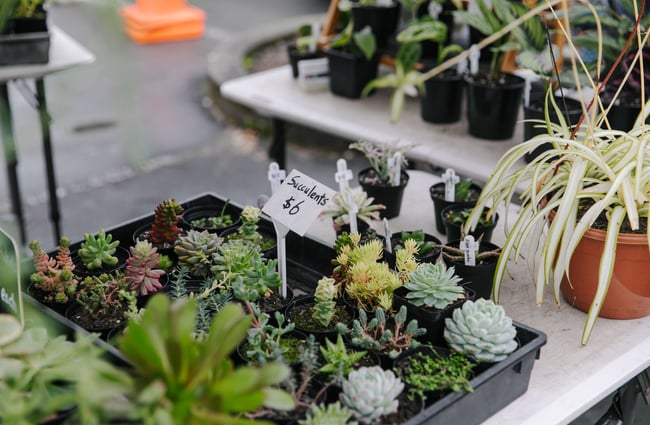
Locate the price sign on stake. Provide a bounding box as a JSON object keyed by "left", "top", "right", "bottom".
{"left": 263, "top": 170, "right": 337, "bottom": 298}
{"left": 460, "top": 235, "right": 479, "bottom": 267}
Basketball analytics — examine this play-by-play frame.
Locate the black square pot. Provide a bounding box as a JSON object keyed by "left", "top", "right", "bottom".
{"left": 421, "top": 71, "right": 464, "bottom": 124}
{"left": 351, "top": 2, "right": 400, "bottom": 48}
{"left": 326, "top": 48, "right": 379, "bottom": 99}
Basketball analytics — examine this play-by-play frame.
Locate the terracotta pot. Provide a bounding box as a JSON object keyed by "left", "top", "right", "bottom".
{"left": 560, "top": 228, "right": 650, "bottom": 319}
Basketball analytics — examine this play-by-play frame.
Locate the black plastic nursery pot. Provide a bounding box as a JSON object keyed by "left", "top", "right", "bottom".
{"left": 286, "top": 44, "right": 321, "bottom": 79}
{"left": 383, "top": 231, "right": 442, "bottom": 269}
{"left": 523, "top": 96, "right": 583, "bottom": 163}
{"left": 181, "top": 202, "right": 242, "bottom": 234}
{"left": 358, "top": 167, "right": 409, "bottom": 219}
{"left": 325, "top": 48, "right": 379, "bottom": 99}
{"left": 284, "top": 295, "right": 355, "bottom": 343}
{"left": 429, "top": 182, "right": 483, "bottom": 234}
{"left": 420, "top": 71, "right": 464, "bottom": 124}
{"left": 440, "top": 205, "right": 499, "bottom": 244}
{"left": 351, "top": 2, "right": 400, "bottom": 48}
{"left": 465, "top": 73, "right": 525, "bottom": 140}
{"left": 0, "top": 14, "right": 50, "bottom": 66}
{"left": 442, "top": 239, "right": 501, "bottom": 300}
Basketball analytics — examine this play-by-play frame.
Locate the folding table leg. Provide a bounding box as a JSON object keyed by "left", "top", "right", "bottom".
{"left": 35, "top": 78, "right": 61, "bottom": 244}
{"left": 0, "top": 83, "right": 26, "bottom": 245}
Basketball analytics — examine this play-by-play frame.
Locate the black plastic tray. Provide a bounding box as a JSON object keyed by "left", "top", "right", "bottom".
{"left": 24, "top": 192, "right": 547, "bottom": 424}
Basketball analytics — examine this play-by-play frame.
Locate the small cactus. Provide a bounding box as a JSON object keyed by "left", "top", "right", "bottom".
{"left": 404, "top": 262, "right": 465, "bottom": 309}
{"left": 444, "top": 299, "right": 518, "bottom": 362}
{"left": 313, "top": 277, "right": 338, "bottom": 327}
{"left": 125, "top": 240, "right": 166, "bottom": 296}
{"left": 340, "top": 366, "right": 404, "bottom": 424}
{"left": 78, "top": 229, "right": 120, "bottom": 270}
{"left": 174, "top": 230, "right": 223, "bottom": 277}
{"left": 300, "top": 402, "right": 357, "bottom": 425}
{"left": 29, "top": 237, "right": 77, "bottom": 303}
{"left": 150, "top": 199, "right": 184, "bottom": 245}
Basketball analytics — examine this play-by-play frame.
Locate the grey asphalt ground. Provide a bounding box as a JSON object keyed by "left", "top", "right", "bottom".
{"left": 0, "top": 0, "right": 370, "bottom": 251}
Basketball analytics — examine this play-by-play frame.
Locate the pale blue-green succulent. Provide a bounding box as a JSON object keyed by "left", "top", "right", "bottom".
{"left": 404, "top": 262, "right": 465, "bottom": 309}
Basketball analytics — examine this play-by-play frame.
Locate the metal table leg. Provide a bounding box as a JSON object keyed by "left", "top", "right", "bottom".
{"left": 269, "top": 118, "right": 287, "bottom": 170}
{"left": 0, "top": 83, "right": 26, "bottom": 245}
{"left": 35, "top": 78, "right": 61, "bottom": 244}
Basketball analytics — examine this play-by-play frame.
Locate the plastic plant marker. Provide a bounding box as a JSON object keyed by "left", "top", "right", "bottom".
{"left": 272, "top": 220, "right": 290, "bottom": 299}
{"left": 388, "top": 152, "right": 402, "bottom": 186}
{"left": 309, "top": 22, "right": 320, "bottom": 52}
{"left": 460, "top": 235, "right": 479, "bottom": 266}
{"left": 377, "top": 0, "right": 393, "bottom": 6}
{"left": 469, "top": 44, "right": 480, "bottom": 76}
{"left": 429, "top": 1, "right": 442, "bottom": 19}
{"left": 0, "top": 229, "right": 23, "bottom": 327}
{"left": 347, "top": 191, "right": 359, "bottom": 235}
{"left": 384, "top": 218, "right": 393, "bottom": 254}
{"left": 457, "top": 57, "right": 468, "bottom": 74}
{"left": 442, "top": 168, "right": 460, "bottom": 202}
{"left": 335, "top": 158, "right": 354, "bottom": 192}
{"left": 268, "top": 162, "right": 286, "bottom": 195}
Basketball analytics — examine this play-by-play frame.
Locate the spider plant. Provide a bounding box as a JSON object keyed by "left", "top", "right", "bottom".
{"left": 465, "top": 0, "right": 650, "bottom": 345}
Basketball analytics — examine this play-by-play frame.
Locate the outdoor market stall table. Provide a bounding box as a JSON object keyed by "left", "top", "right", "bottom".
{"left": 0, "top": 26, "right": 95, "bottom": 245}
{"left": 220, "top": 65, "right": 526, "bottom": 183}
{"left": 306, "top": 170, "right": 650, "bottom": 425}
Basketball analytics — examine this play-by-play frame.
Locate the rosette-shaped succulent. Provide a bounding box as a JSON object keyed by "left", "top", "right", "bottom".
{"left": 126, "top": 240, "right": 166, "bottom": 296}
{"left": 404, "top": 262, "right": 465, "bottom": 309}
{"left": 174, "top": 230, "right": 223, "bottom": 277}
{"left": 340, "top": 366, "right": 404, "bottom": 424}
{"left": 78, "top": 229, "right": 120, "bottom": 270}
{"left": 444, "top": 299, "right": 518, "bottom": 362}
{"left": 312, "top": 276, "right": 338, "bottom": 327}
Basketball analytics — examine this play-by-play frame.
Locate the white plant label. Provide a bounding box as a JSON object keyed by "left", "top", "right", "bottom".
{"left": 263, "top": 169, "right": 336, "bottom": 236}
{"left": 309, "top": 22, "right": 320, "bottom": 52}
{"left": 442, "top": 168, "right": 459, "bottom": 202}
{"left": 267, "top": 162, "right": 286, "bottom": 194}
{"left": 469, "top": 44, "right": 480, "bottom": 76}
{"left": 0, "top": 229, "right": 23, "bottom": 326}
{"left": 335, "top": 158, "right": 354, "bottom": 192}
{"left": 388, "top": 152, "right": 402, "bottom": 186}
{"left": 457, "top": 56, "right": 468, "bottom": 75}
{"left": 298, "top": 58, "right": 330, "bottom": 92}
{"left": 377, "top": 0, "right": 393, "bottom": 6}
{"left": 383, "top": 218, "right": 393, "bottom": 254}
{"left": 460, "top": 235, "right": 479, "bottom": 266}
{"left": 428, "top": 1, "right": 442, "bottom": 19}
{"left": 346, "top": 190, "right": 359, "bottom": 234}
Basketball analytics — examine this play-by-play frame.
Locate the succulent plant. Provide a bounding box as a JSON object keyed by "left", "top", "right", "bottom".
{"left": 76, "top": 271, "right": 136, "bottom": 320}
{"left": 444, "top": 299, "right": 518, "bottom": 362}
{"left": 319, "top": 334, "right": 367, "bottom": 379}
{"left": 28, "top": 237, "right": 77, "bottom": 303}
{"left": 313, "top": 277, "right": 338, "bottom": 327}
{"left": 323, "top": 188, "right": 385, "bottom": 227}
{"left": 174, "top": 229, "right": 223, "bottom": 277}
{"left": 77, "top": 229, "right": 120, "bottom": 270}
{"left": 150, "top": 198, "right": 184, "bottom": 245}
{"left": 340, "top": 366, "right": 404, "bottom": 424}
{"left": 236, "top": 205, "right": 263, "bottom": 245}
{"left": 300, "top": 402, "right": 357, "bottom": 425}
{"left": 404, "top": 262, "right": 465, "bottom": 309}
{"left": 125, "top": 240, "right": 166, "bottom": 296}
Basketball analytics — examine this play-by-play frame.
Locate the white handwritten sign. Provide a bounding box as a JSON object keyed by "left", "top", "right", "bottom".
{"left": 0, "top": 229, "right": 23, "bottom": 326}
{"left": 263, "top": 169, "right": 337, "bottom": 236}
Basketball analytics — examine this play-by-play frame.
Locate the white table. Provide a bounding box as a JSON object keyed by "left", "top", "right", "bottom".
{"left": 307, "top": 170, "right": 650, "bottom": 425}
{"left": 0, "top": 26, "right": 95, "bottom": 245}
{"left": 220, "top": 65, "right": 526, "bottom": 184}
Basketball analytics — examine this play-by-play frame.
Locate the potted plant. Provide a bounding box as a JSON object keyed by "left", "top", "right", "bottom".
{"left": 133, "top": 198, "right": 185, "bottom": 258}
{"left": 117, "top": 295, "right": 295, "bottom": 423}
{"left": 350, "top": 139, "right": 414, "bottom": 219}
{"left": 444, "top": 298, "right": 518, "bottom": 362}
{"left": 74, "top": 229, "right": 128, "bottom": 277}
{"left": 441, "top": 238, "right": 501, "bottom": 300}
{"left": 299, "top": 402, "right": 356, "bottom": 425}
{"left": 27, "top": 237, "right": 78, "bottom": 314}
{"left": 440, "top": 204, "right": 499, "bottom": 243}
{"left": 429, "top": 176, "right": 482, "bottom": 234}
{"left": 326, "top": 5, "right": 379, "bottom": 99}
{"left": 173, "top": 229, "right": 223, "bottom": 278}
{"left": 221, "top": 205, "right": 277, "bottom": 258}
{"left": 350, "top": 0, "right": 401, "bottom": 48}
{"left": 318, "top": 333, "right": 375, "bottom": 381}
{"left": 0, "top": 0, "right": 50, "bottom": 66}
{"left": 181, "top": 198, "right": 241, "bottom": 234}
{"left": 323, "top": 187, "right": 385, "bottom": 236}
{"left": 454, "top": 0, "right": 544, "bottom": 140}
{"left": 287, "top": 22, "right": 322, "bottom": 78}
{"left": 384, "top": 229, "right": 442, "bottom": 267}
{"left": 124, "top": 240, "right": 167, "bottom": 299}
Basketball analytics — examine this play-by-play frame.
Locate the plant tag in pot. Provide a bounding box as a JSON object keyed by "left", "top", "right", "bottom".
{"left": 442, "top": 168, "right": 460, "bottom": 202}
{"left": 335, "top": 158, "right": 354, "bottom": 192}
{"left": 460, "top": 235, "right": 479, "bottom": 266}
{"left": 268, "top": 162, "right": 286, "bottom": 194}
{"left": 469, "top": 44, "right": 480, "bottom": 76}
{"left": 428, "top": 1, "right": 442, "bottom": 19}
{"left": 346, "top": 191, "right": 359, "bottom": 234}
{"left": 383, "top": 218, "right": 393, "bottom": 254}
{"left": 377, "top": 0, "right": 393, "bottom": 6}
{"left": 388, "top": 152, "right": 402, "bottom": 186}
{"left": 298, "top": 58, "right": 329, "bottom": 92}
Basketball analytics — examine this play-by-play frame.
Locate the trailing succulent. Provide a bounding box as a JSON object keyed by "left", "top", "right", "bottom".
{"left": 76, "top": 271, "right": 136, "bottom": 319}
{"left": 444, "top": 299, "right": 518, "bottom": 362}
{"left": 28, "top": 237, "right": 78, "bottom": 303}
{"left": 174, "top": 229, "right": 223, "bottom": 277}
{"left": 125, "top": 240, "right": 166, "bottom": 296}
{"left": 339, "top": 306, "right": 426, "bottom": 359}
{"left": 312, "top": 277, "right": 339, "bottom": 327}
{"left": 149, "top": 198, "right": 184, "bottom": 245}
{"left": 340, "top": 366, "right": 404, "bottom": 424}
{"left": 244, "top": 305, "right": 297, "bottom": 365}
{"left": 404, "top": 262, "right": 465, "bottom": 310}
{"left": 77, "top": 229, "right": 120, "bottom": 270}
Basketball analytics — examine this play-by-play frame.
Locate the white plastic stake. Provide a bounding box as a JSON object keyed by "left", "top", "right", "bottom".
{"left": 346, "top": 191, "right": 359, "bottom": 234}
{"left": 268, "top": 162, "right": 286, "bottom": 195}
{"left": 383, "top": 218, "right": 393, "bottom": 254}
{"left": 428, "top": 1, "right": 442, "bottom": 19}
{"left": 469, "top": 44, "right": 480, "bottom": 76}
{"left": 272, "top": 220, "right": 290, "bottom": 298}
{"left": 523, "top": 77, "right": 532, "bottom": 108}
{"left": 309, "top": 22, "right": 320, "bottom": 53}
{"left": 335, "top": 158, "right": 353, "bottom": 192}
{"left": 442, "top": 168, "right": 459, "bottom": 202}
{"left": 377, "top": 0, "right": 393, "bottom": 6}
{"left": 457, "top": 57, "right": 468, "bottom": 75}
{"left": 388, "top": 152, "right": 402, "bottom": 186}
{"left": 460, "top": 235, "right": 479, "bottom": 267}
